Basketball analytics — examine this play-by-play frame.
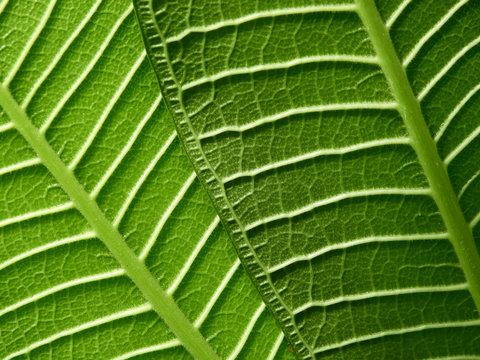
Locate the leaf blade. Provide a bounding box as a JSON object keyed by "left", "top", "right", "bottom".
{"left": 356, "top": 0, "right": 480, "bottom": 310}
{"left": 0, "top": 82, "right": 219, "bottom": 360}
{"left": 136, "top": 0, "right": 480, "bottom": 358}
{"left": 0, "top": 0, "right": 293, "bottom": 358}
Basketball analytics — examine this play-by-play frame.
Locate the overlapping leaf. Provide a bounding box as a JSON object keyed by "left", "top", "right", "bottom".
{"left": 135, "top": 0, "right": 480, "bottom": 358}
{"left": 0, "top": 0, "right": 295, "bottom": 359}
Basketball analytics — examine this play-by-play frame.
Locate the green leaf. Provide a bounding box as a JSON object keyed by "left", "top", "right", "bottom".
{"left": 135, "top": 0, "right": 480, "bottom": 358}
{"left": 0, "top": 1, "right": 294, "bottom": 359}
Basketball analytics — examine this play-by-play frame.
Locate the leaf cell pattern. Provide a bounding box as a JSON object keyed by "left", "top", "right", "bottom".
{"left": 0, "top": 0, "right": 295, "bottom": 359}
{"left": 135, "top": 0, "right": 480, "bottom": 358}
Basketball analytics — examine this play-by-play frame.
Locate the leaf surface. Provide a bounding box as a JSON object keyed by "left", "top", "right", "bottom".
{"left": 0, "top": 0, "right": 295, "bottom": 359}
{"left": 135, "top": 0, "right": 480, "bottom": 358}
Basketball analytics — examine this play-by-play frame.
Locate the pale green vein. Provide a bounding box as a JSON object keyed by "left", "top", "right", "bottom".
{"left": 164, "top": 4, "right": 357, "bottom": 43}
{"left": 112, "top": 131, "right": 176, "bottom": 227}
{"left": 355, "top": 0, "right": 480, "bottom": 312}
{"left": 385, "top": 0, "right": 412, "bottom": 28}
{"left": 402, "top": 0, "right": 469, "bottom": 67}
{"left": 2, "top": 0, "right": 57, "bottom": 86}
{"left": 244, "top": 188, "right": 431, "bottom": 231}
{"left": 266, "top": 332, "right": 285, "bottom": 360}
{"left": 91, "top": 93, "right": 162, "bottom": 198}
{"left": 444, "top": 124, "right": 480, "bottom": 165}
{"left": 181, "top": 55, "right": 379, "bottom": 91}
{"left": 112, "top": 340, "right": 181, "bottom": 360}
{"left": 139, "top": 171, "right": 196, "bottom": 260}
{"left": 222, "top": 137, "right": 410, "bottom": 183}
{"left": 20, "top": 0, "right": 103, "bottom": 108}
{"left": 198, "top": 102, "right": 397, "bottom": 140}
{"left": 0, "top": 231, "right": 94, "bottom": 270}
{"left": 0, "top": 157, "right": 40, "bottom": 177}
{"left": 267, "top": 232, "right": 449, "bottom": 274}
{"left": 39, "top": 5, "right": 133, "bottom": 133}
{"left": 0, "top": 122, "right": 13, "bottom": 133}
{"left": 4, "top": 304, "right": 153, "bottom": 360}
{"left": 167, "top": 216, "right": 220, "bottom": 295}
{"left": 313, "top": 319, "right": 480, "bottom": 354}
{"left": 0, "top": 269, "right": 125, "bottom": 317}
{"left": 226, "top": 303, "right": 266, "bottom": 360}
{"left": 458, "top": 168, "right": 480, "bottom": 200}
{"left": 194, "top": 258, "right": 241, "bottom": 328}
{"left": 0, "top": 0, "right": 9, "bottom": 15}
{"left": 292, "top": 283, "right": 469, "bottom": 314}
{"left": 0, "top": 83, "right": 219, "bottom": 360}
{"left": 418, "top": 34, "right": 480, "bottom": 101}
{"left": 68, "top": 51, "right": 146, "bottom": 170}
{"left": 435, "top": 84, "right": 480, "bottom": 143}
{"left": 0, "top": 202, "right": 73, "bottom": 228}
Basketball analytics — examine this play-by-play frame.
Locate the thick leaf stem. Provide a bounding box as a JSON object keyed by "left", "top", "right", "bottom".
{"left": 0, "top": 84, "right": 219, "bottom": 360}
{"left": 355, "top": 0, "right": 480, "bottom": 312}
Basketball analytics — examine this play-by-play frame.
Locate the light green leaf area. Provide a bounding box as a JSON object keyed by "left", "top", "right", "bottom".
{"left": 136, "top": 0, "right": 480, "bottom": 358}
{"left": 0, "top": 1, "right": 295, "bottom": 359}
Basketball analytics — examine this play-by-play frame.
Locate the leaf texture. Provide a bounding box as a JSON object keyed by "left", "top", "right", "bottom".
{"left": 0, "top": 0, "right": 295, "bottom": 359}
{"left": 135, "top": 0, "right": 480, "bottom": 358}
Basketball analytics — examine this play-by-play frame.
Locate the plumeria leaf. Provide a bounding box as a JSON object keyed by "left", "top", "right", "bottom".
{"left": 0, "top": 0, "right": 294, "bottom": 359}
{"left": 135, "top": 0, "right": 480, "bottom": 358}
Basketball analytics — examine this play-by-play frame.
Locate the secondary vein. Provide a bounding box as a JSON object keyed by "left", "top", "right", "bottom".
{"left": 0, "top": 83, "right": 219, "bottom": 360}
{"left": 355, "top": 0, "right": 480, "bottom": 312}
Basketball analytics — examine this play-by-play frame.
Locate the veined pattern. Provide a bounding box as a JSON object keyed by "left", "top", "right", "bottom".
{"left": 0, "top": 0, "right": 293, "bottom": 359}
{"left": 136, "top": 0, "right": 480, "bottom": 358}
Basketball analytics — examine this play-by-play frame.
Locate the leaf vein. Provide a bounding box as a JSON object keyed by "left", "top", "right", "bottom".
{"left": 90, "top": 94, "right": 162, "bottom": 198}
{"left": 0, "top": 77, "right": 218, "bottom": 359}
{"left": 111, "top": 340, "right": 181, "bottom": 360}
{"left": 402, "top": 0, "right": 469, "bottom": 67}
{"left": 182, "top": 55, "right": 379, "bottom": 91}
{"left": 197, "top": 103, "right": 398, "bottom": 140}
{"left": 167, "top": 216, "right": 220, "bottom": 295}
{"left": 0, "top": 269, "right": 125, "bottom": 318}
{"left": 194, "top": 259, "right": 240, "bottom": 328}
{"left": 444, "top": 123, "right": 480, "bottom": 165}
{"left": 39, "top": 6, "right": 133, "bottom": 133}
{"left": 266, "top": 332, "right": 285, "bottom": 360}
{"left": 0, "top": 157, "right": 40, "bottom": 177}
{"left": 19, "top": 0, "right": 103, "bottom": 108}
{"left": 139, "top": 171, "right": 196, "bottom": 260}
{"left": 418, "top": 34, "right": 480, "bottom": 101}
{"left": 68, "top": 51, "right": 146, "bottom": 170}
{"left": 0, "top": 202, "right": 74, "bottom": 229}
{"left": 0, "top": 231, "right": 95, "bottom": 272}
{"left": 222, "top": 138, "right": 411, "bottom": 184}
{"left": 226, "top": 303, "right": 266, "bottom": 360}
{"left": 313, "top": 320, "right": 480, "bottom": 353}
{"left": 2, "top": 0, "right": 57, "bottom": 86}
{"left": 244, "top": 188, "right": 432, "bottom": 232}
{"left": 293, "top": 283, "right": 469, "bottom": 313}
{"left": 3, "top": 303, "right": 152, "bottom": 360}
{"left": 385, "top": 0, "right": 413, "bottom": 29}
{"left": 0, "top": 122, "right": 14, "bottom": 133}
{"left": 112, "top": 131, "right": 176, "bottom": 227}
{"left": 435, "top": 83, "right": 480, "bottom": 142}
{"left": 164, "top": 5, "right": 357, "bottom": 43}
{"left": 267, "top": 233, "right": 449, "bottom": 273}
{"left": 458, "top": 168, "right": 480, "bottom": 200}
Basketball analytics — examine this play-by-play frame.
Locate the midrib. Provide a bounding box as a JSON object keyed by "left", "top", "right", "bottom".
{"left": 355, "top": 0, "right": 480, "bottom": 311}
{"left": 0, "top": 84, "right": 219, "bottom": 360}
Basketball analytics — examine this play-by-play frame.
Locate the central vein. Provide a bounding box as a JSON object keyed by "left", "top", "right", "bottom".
{"left": 355, "top": 0, "right": 480, "bottom": 312}
{"left": 0, "top": 83, "right": 219, "bottom": 360}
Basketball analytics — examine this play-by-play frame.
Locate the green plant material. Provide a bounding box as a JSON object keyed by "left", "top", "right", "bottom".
{"left": 0, "top": 0, "right": 294, "bottom": 359}
{"left": 135, "top": 0, "right": 480, "bottom": 358}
